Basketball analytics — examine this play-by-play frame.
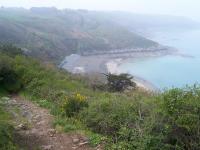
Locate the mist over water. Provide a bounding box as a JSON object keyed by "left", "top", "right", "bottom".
{"left": 119, "top": 29, "right": 200, "bottom": 89}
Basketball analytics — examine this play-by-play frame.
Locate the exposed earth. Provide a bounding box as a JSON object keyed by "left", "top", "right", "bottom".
{"left": 3, "top": 96, "right": 95, "bottom": 150}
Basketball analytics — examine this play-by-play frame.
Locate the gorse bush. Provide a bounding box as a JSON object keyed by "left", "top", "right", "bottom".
{"left": 12, "top": 55, "right": 87, "bottom": 103}
{"left": 61, "top": 93, "right": 88, "bottom": 117}
{"left": 82, "top": 98, "right": 136, "bottom": 135}
{"left": 81, "top": 87, "right": 200, "bottom": 149}
{"left": 150, "top": 87, "right": 200, "bottom": 149}
{"left": 81, "top": 94, "right": 152, "bottom": 149}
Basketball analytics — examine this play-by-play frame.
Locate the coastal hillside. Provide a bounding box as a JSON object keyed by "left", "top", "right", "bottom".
{"left": 1, "top": 45, "right": 200, "bottom": 149}
{"left": 0, "top": 7, "right": 159, "bottom": 62}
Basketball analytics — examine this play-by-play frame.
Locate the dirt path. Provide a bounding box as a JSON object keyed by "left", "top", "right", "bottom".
{"left": 5, "top": 96, "right": 94, "bottom": 150}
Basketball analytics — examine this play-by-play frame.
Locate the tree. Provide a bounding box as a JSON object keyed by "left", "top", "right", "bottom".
{"left": 104, "top": 73, "right": 136, "bottom": 92}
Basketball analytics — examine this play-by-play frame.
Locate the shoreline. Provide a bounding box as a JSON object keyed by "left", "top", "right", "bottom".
{"left": 105, "top": 58, "right": 159, "bottom": 91}
{"left": 103, "top": 51, "right": 193, "bottom": 91}
{"left": 60, "top": 47, "right": 181, "bottom": 91}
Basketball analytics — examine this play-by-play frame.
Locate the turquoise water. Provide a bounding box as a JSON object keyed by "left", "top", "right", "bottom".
{"left": 119, "top": 29, "right": 200, "bottom": 89}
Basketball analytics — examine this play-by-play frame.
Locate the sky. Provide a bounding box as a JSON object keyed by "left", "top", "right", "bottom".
{"left": 0, "top": 0, "right": 200, "bottom": 21}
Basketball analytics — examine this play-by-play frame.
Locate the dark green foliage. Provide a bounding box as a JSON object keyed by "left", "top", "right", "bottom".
{"left": 81, "top": 87, "right": 200, "bottom": 149}
{"left": 0, "top": 45, "right": 24, "bottom": 92}
{"left": 149, "top": 87, "right": 200, "bottom": 149}
{"left": 0, "top": 54, "right": 21, "bottom": 92}
{"left": 0, "top": 123, "right": 17, "bottom": 150}
{"left": 104, "top": 73, "right": 136, "bottom": 92}
{"left": 80, "top": 94, "right": 150, "bottom": 150}
{"left": 82, "top": 98, "right": 134, "bottom": 135}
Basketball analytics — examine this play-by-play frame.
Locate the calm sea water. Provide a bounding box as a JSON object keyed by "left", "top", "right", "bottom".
{"left": 119, "top": 29, "right": 200, "bottom": 89}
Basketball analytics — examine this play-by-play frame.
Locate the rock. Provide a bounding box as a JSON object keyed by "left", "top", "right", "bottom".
{"left": 96, "top": 144, "right": 101, "bottom": 150}
{"left": 48, "top": 129, "right": 56, "bottom": 137}
{"left": 22, "top": 111, "right": 30, "bottom": 117}
{"left": 72, "top": 146, "right": 78, "bottom": 149}
{"left": 33, "top": 114, "right": 41, "bottom": 120}
{"left": 36, "top": 120, "right": 46, "bottom": 126}
{"left": 1, "top": 97, "right": 10, "bottom": 101}
{"left": 24, "top": 130, "right": 30, "bottom": 135}
{"left": 41, "top": 145, "right": 53, "bottom": 150}
{"left": 60, "top": 146, "right": 64, "bottom": 149}
{"left": 8, "top": 99, "right": 17, "bottom": 105}
{"left": 16, "top": 123, "right": 28, "bottom": 130}
{"left": 72, "top": 138, "right": 80, "bottom": 144}
{"left": 21, "top": 110, "right": 33, "bottom": 122}
{"left": 30, "top": 128, "right": 38, "bottom": 134}
{"left": 78, "top": 141, "right": 89, "bottom": 146}
{"left": 80, "top": 137, "right": 89, "bottom": 142}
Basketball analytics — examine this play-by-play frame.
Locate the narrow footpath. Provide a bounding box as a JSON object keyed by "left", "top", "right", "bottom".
{"left": 5, "top": 96, "right": 94, "bottom": 150}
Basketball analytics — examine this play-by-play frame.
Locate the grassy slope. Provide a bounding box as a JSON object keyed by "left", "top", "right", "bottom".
{"left": 0, "top": 8, "right": 158, "bottom": 62}
{"left": 0, "top": 94, "right": 18, "bottom": 150}
{"left": 1, "top": 51, "right": 200, "bottom": 149}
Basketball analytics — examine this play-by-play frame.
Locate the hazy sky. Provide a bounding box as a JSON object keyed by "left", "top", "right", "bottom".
{"left": 0, "top": 0, "right": 200, "bottom": 20}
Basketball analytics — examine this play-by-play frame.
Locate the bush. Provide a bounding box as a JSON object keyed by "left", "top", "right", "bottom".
{"left": 61, "top": 93, "right": 88, "bottom": 117}
{"left": 81, "top": 87, "right": 200, "bottom": 149}
{"left": 104, "top": 73, "right": 136, "bottom": 92}
{"left": 147, "top": 86, "right": 200, "bottom": 149}
{"left": 81, "top": 96, "right": 145, "bottom": 135}
{"left": 0, "top": 54, "right": 21, "bottom": 92}
{"left": 0, "top": 123, "right": 17, "bottom": 150}
{"left": 81, "top": 95, "right": 153, "bottom": 149}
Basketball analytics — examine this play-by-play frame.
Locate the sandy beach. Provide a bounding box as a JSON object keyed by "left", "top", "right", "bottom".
{"left": 105, "top": 58, "right": 159, "bottom": 91}
{"left": 60, "top": 47, "right": 178, "bottom": 91}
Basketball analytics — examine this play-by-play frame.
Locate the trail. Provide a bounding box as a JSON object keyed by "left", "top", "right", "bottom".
{"left": 5, "top": 96, "right": 94, "bottom": 150}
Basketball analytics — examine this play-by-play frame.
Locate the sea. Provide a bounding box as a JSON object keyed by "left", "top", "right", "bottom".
{"left": 119, "top": 29, "right": 200, "bottom": 89}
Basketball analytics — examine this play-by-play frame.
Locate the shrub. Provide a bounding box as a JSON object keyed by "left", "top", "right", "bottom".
{"left": 81, "top": 95, "right": 153, "bottom": 149}
{"left": 0, "top": 54, "right": 21, "bottom": 92}
{"left": 0, "top": 123, "right": 17, "bottom": 150}
{"left": 81, "top": 96, "right": 144, "bottom": 135}
{"left": 104, "top": 73, "right": 136, "bottom": 92}
{"left": 61, "top": 93, "right": 88, "bottom": 117}
{"left": 147, "top": 86, "right": 200, "bottom": 149}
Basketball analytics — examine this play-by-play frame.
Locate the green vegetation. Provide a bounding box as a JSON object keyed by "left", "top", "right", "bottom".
{"left": 61, "top": 93, "right": 88, "bottom": 117}
{"left": 0, "top": 96, "right": 18, "bottom": 150}
{"left": 104, "top": 73, "right": 136, "bottom": 92}
{"left": 1, "top": 45, "right": 200, "bottom": 149}
{"left": 0, "top": 54, "right": 21, "bottom": 92}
